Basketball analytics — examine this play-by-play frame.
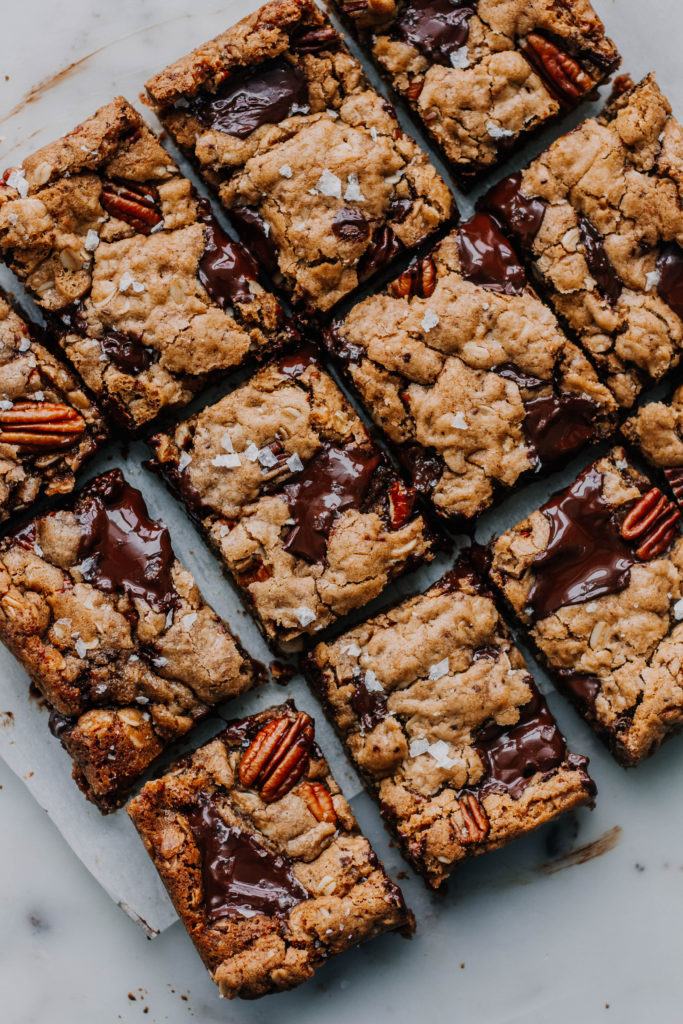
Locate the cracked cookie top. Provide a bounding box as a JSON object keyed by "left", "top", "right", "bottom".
{"left": 489, "top": 447, "right": 683, "bottom": 765}
{"left": 128, "top": 701, "right": 413, "bottom": 1000}
{"left": 0, "top": 469, "right": 260, "bottom": 810}
{"left": 481, "top": 74, "right": 683, "bottom": 407}
{"left": 149, "top": 348, "right": 433, "bottom": 650}
{"left": 0, "top": 97, "right": 292, "bottom": 429}
{"left": 0, "top": 292, "right": 106, "bottom": 522}
{"left": 305, "top": 558, "right": 594, "bottom": 887}
{"left": 145, "top": 0, "right": 454, "bottom": 313}
{"left": 333, "top": 0, "right": 618, "bottom": 184}
{"left": 326, "top": 220, "right": 617, "bottom": 523}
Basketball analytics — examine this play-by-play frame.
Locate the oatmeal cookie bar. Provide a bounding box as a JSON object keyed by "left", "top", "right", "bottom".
{"left": 325, "top": 215, "right": 617, "bottom": 525}
{"left": 148, "top": 347, "right": 433, "bottom": 651}
{"left": 145, "top": 0, "right": 455, "bottom": 314}
{"left": 481, "top": 75, "right": 683, "bottom": 408}
{"left": 0, "top": 469, "right": 262, "bottom": 811}
{"left": 332, "top": 0, "right": 619, "bottom": 187}
{"left": 488, "top": 447, "right": 683, "bottom": 765}
{"left": 304, "top": 556, "right": 594, "bottom": 887}
{"left": 128, "top": 701, "right": 414, "bottom": 999}
{"left": 0, "top": 97, "right": 292, "bottom": 429}
{"left": 622, "top": 384, "right": 683, "bottom": 509}
{"left": 0, "top": 291, "right": 106, "bottom": 523}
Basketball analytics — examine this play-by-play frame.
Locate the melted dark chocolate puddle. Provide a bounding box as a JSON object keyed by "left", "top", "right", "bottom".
{"left": 523, "top": 391, "right": 599, "bottom": 466}
{"left": 577, "top": 215, "right": 622, "bottom": 304}
{"left": 656, "top": 243, "right": 683, "bottom": 321}
{"left": 187, "top": 59, "right": 308, "bottom": 138}
{"left": 473, "top": 681, "right": 567, "bottom": 799}
{"left": 230, "top": 205, "right": 279, "bottom": 276}
{"left": 526, "top": 466, "right": 634, "bottom": 622}
{"left": 100, "top": 329, "right": 153, "bottom": 374}
{"left": 456, "top": 213, "right": 527, "bottom": 295}
{"left": 557, "top": 669, "right": 601, "bottom": 713}
{"left": 278, "top": 344, "right": 318, "bottom": 378}
{"left": 75, "top": 470, "right": 178, "bottom": 612}
{"left": 197, "top": 199, "right": 258, "bottom": 307}
{"left": 350, "top": 673, "right": 388, "bottom": 733}
{"left": 282, "top": 444, "right": 381, "bottom": 562}
{"left": 333, "top": 209, "right": 370, "bottom": 243}
{"left": 478, "top": 171, "right": 546, "bottom": 249}
{"left": 396, "top": 0, "right": 476, "bottom": 66}
{"left": 399, "top": 444, "right": 445, "bottom": 495}
{"left": 186, "top": 795, "right": 308, "bottom": 922}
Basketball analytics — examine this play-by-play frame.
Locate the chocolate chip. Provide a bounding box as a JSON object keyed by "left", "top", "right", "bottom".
{"left": 332, "top": 208, "right": 370, "bottom": 243}
{"left": 577, "top": 215, "right": 622, "bottom": 304}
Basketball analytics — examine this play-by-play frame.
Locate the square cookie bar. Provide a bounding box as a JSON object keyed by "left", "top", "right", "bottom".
{"left": 622, "top": 384, "right": 683, "bottom": 508}
{"left": 128, "top": 701, "right": 414, "bottom": 1000}
{"left": 0, "top": 291, "right": 106, "bottom": 523}
{"left": 0, "top": 470, "right": 262, "bottom": 811}
{"left": 325, "top": 215, "right": 617, "bottom": 525}
{"left": 332, "top": 0, "right": 618, "bottom": 187}
{"left": 148, "top": 347, "right": 433, "bottom": 651}
{"left": 488, "top": 447, "right": 683, "bottom": 766}
{"left": 304, "top": 557, "right": 595, "bottom": 887}
{"left": 0, "top": 97, "right": 292, "bottom": 429}
{"left": 145, "top": 0, "right": 455, "bottom": 314}
{"left": 481, "top": 75, "right": 683, "bottom": 408}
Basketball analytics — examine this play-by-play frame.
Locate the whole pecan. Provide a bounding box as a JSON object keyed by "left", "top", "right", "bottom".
{"left": 100, "top": 179, "right": 162, "bottom": 234}
{"left": 0, "top": 400, "right": 86, "bottom": 452}
{"left": 521, "top": 33, "right": 593, "bottom": 105}
{"left": 457, "top": 793, "right": 490, "bottom": 845}
{"left": 621, "top": 487, "right": 680, "bottom": 560}
{"left": 388, "top": 479, "right": 416, "bottom": 529}
{"left": 239, "top": 711, "right": 314, "bottom": 803}
{"left": 301, "top": 780, "right": 338, "bottom": 824}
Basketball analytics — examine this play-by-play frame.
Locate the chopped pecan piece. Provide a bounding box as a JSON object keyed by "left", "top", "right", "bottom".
{"left": 457, "top": 793, "right": 490, "bottom": 845}
{"left": 521, "top": 33, "right": 593, "bottom": 105}
{"left": 236, "top": 555, "right": 273, "bottom": 587}
{"left": 407, "top": 80, "right": 423, "bottom": 103}
{"left": 301, "top": 780, "right": 337, "bottom": 824}
{"left": 664, "top": 467, "right": 683, "bottom": 510}
{"left": 100, "top": 179, "right": 162, "bottom": 234}
{"left": 239, "top": 711, "right": 314, "bottom": 803}
{"left": 388, "top": 479, "right": 417, "bottom": 529}
{"left": 0, "top": 400, "right": 86, "bottom": 452}
{"left": 621, "top": 487, "right": 680, "bottom": 560}
{"left": 291, "top": 27, "right": 340, "bottom": 53}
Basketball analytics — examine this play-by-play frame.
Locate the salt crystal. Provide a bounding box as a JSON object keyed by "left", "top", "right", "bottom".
{"left": 296, "top": 606, "right": 316, "bottom": 626}
{"left": 315, "top": 169, "right": 343, "bottom": 198}
{"left": 429, "top": 658, "right": 449, "bottom": 680}
{"left": 421, "top": 309, "right": 439, "bottom": 332}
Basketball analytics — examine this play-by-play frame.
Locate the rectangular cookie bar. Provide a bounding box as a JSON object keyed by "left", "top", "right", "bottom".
{"left": 332, "top": 0, "right": 619, "bottom": 187}
{"left": 148, "top": 347, "right": 433, "bottom": 651}
{"left": 325, "top": 214, "right": 617, "bottom": 525}
{"left": 0, "top": 469, "right": 262, "bottom": 811}
{"left": 0, "top": 291, "right": 106, "bottom": 523}
{"left": 304, "top": 557, "right": 595, "bottom": 887}
{"left": 488, "top": 447, "right": 683, "bottom": 766}
{"left": 622, "top": 385, "right": 683, "bottom": 508}
{"left": 0, "top": 97, "right": 293, "bottom": 429}
{"left": 127, "top": 701, "right": 414, "bottom": 1000}
{"left": 480, "top": 74, "right": 683, "bottom": 408}
{"left": 144, "top": 0, "right": 455, "bottom": 314}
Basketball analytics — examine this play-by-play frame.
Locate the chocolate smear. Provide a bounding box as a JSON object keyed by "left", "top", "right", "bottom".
{"left": 197, "top": 200, "right": 258, "bottom": 307}
{"left": 577, "top": 215, "right": 622, "bottom": 304}
{"left": 456, "top": 213, "right": 527, "bottom": 295}
{"left": 230, "top": 205, "right": 279, "bottom": 276}
{"left": 523, "top": 391, "right": 599, "bottom": 466}
{"left": 397, "top": 0, "right": 476, "bottom": 66}
{"left": 188, "top": 60, "right": 308, "bottom": 139}
{"left": 478, "top": 171, "right": 546, "bottom": 248}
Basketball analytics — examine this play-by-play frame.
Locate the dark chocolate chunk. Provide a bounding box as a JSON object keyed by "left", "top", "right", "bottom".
{"left": 358, "top": 226, "right": 404, "bottom": 281}
{"left": 388, "top": 198, "right": 413, "bottom": 223}
{"left": 325, "top": 323, "right": 365, "bottom": 365}
{"left": 187, "top": 60, "right": 308, "bottom": 139}
{"left": 556, "top": 670, "right": 601, "bottom": 713}
{"left": 473, "top": 681, "right": 567, "bottom": 799}
{"left": 230, "top": 205, "right": 279, "bottom": 276}
{"left": 656, "top": 243, "right": 683, "bottom": 321}
{"left": 75, "top": 470, "right": 179, "bottom": 612}
{"left": 398, "top": 444, "right": 445, "bottom": 495}
{"left": 523, "top": 391, "right": 599, "bottom": 466}
{"left": 396, "top": 0, "right": 476, "bottom": 67}
{"left": 196, "top": 200, "right": 258, "bottom": 307}
{"left": 278, "top": 344, "right": 319, "bottom": 379}
{"left": 525, "top": 465, "right": 634, "bottom": 622}
{"left": 282, "top": 444, "right": 381, "bottom": 563}
{"left": 577, "top": 215, "right": 622, "bottom": 304}
{"left": 332, "top": 209, "right": 370, "bottom": 243}
{"left": 100, "top": 329, "right": 154, "bottom": 375}
{"left": 478, "top": 171, "right": 546, "bottom": 248}
{"left": 186, "top": 794, "right": 309, "bottom": 923}
{"left": 492, "top": 363, "right": 545, "bottom": 389}
{"left": 351, "top": 673, "right": 388, "bottom": 733}
{"left": 455, "top": 213, "right": 527, "bottom": 295}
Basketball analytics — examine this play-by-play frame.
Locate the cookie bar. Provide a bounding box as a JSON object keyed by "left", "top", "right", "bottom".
{"left": 0, "top": 97, "right": 292, "bottom": 429}
{"left": 305, "top": 557, "right": 594, "bottom": 887}
{"left": 0, "top": 469, "right": 262, "bottom": 811}
{"left": 325, "top": 215, "right": 617, "bottom": 525}
{"left": 480, "top": 75, "right": 683, "bottom": 408}
{"left": 332, "top": 0, "right": 619, "bottom": 187}
{"left": 144, "top": 0, "right": 455, "bottom": 315}
{"left": 488, "top": 447, "right": 683, "bottom": 766}
{"left": 622, "top": 385, "right": 683, "bottom": 508}
{"left": 148, "top": 347, "right": 433, "bottom": 651}
{"left": 128, "top": 701, "right": 414, "bottom": 999}
{"left": 0, "top": 291, "right": 106, "bottom": 524}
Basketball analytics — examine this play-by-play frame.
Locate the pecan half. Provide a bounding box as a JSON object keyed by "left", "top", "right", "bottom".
{"left": 100, "top": 179, "right": 162, "bottom": 234}
{"left": 0, "top": 400, "right": 86, "bottom": 452}
{"left": 390, "top": 255, "right": 437, "bottom": 299}
{"left": 239, "top": 711, "right": 314, "bottom": 803}
{"left": 664, "top": 467, "right": 683, "bottom": 510}
{"left": 621, "top": 487, "right": 681, "bottom": 560}
{"left": 457, "top": 793, "right": 490, "bottom": 845}
{"left": 388, "top": 479, "right": 416, "bottom": 529}
{"left": 407, "top": 80, "right": 423, "bottom": 103}
{"left": 301, "top": 780, "right": 337, "bottom": 824}
{"left": 291, "top": 27, "right": 340, "bottom": 53}
{"left": 521, "top": 33, "right": 593, "bottom": 105}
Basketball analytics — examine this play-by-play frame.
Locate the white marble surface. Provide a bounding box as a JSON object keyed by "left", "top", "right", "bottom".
{"left": 2, "top": 0, "right": 683, "bottom": 1021}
